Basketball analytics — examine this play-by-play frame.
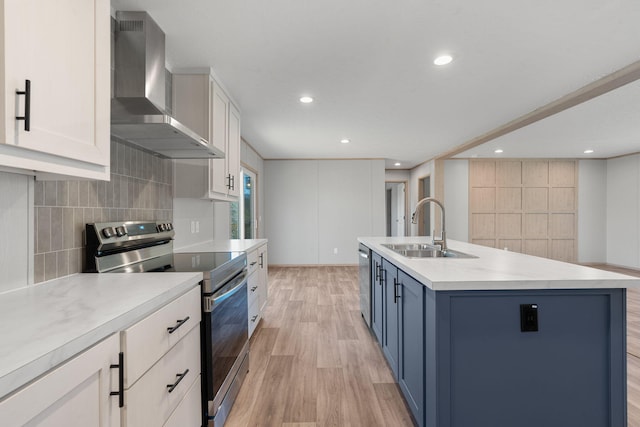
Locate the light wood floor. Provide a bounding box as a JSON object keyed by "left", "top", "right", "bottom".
{"left": 226, "top": 264, "right": 640, "bottom": 427}
{"left": 225, "top": 266, "right": 414, "bottom": 427}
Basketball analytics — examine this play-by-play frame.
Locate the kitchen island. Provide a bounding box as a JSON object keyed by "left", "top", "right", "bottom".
{"left": 358, "top": 237, "right": 640, "bottom": 427}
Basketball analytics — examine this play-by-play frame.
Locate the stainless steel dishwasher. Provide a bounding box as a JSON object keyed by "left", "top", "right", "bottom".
{"left": 358, "top": 244, "right": 371, "bottom": 327}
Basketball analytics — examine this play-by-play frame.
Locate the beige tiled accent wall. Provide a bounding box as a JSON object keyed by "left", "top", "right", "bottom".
{"left": 33, "top": 140, "right": 173, "bottom": 283}
{"left": 469, "top": 159, "right": 578, "bottom": 262}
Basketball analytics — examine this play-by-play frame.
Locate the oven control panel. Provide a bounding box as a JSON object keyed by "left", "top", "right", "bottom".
{"left": 84, "top": 220, "right": 175, "bottom": 273}
{"left": 87, "top": 221, "right": 175, "bottom": 245}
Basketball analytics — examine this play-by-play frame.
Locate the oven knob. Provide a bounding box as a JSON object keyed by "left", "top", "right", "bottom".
{"left": 166, "top": 223, "right": 173, "bottom": 231}
{"left": 157, "top": 223, "right": 166, "bottom": 232}
{"left": 101, "top": 227, "right": 115, "bottom": 238}
{"left": 115, "top": 226, "right": 127, "bottom": 237}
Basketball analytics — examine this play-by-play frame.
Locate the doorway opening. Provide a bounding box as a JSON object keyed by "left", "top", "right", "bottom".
{"left": 385, "top": 182, "right": 407, "bottom": 237}
{"left": 230, "top": 167, "right": 258, "bottom": 239}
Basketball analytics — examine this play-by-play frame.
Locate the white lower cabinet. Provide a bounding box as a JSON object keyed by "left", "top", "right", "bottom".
{"left": 120, "top": 286, "right": 202, "bottom": 427}
{"left": 123, "top": 327, "right": 200, "bottom": 427}
{"left": 163, "top": 375, "right": 202, "bottom": 427}
{"left": 0, "top": 334, "right": 120, "bottom": 427}
{"left": 247, "top": 244, "right": 268, "bottom": 338}
{"left": 258, "top": 246, "right": 268, "bottom": 312}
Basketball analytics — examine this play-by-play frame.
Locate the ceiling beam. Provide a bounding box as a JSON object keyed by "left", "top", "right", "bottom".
{"left": 437, "top": 59, "right": 640, "bottom": 159}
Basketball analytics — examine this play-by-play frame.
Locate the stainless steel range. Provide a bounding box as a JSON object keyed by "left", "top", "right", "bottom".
{"left": 85, "top": 220, "right": 249, "bottom": 427}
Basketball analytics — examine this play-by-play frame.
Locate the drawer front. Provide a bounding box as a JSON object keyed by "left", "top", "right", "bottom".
{"left": 247, "top": 249, "right": 259, "bottom": 275}
{"left": 125, "top": 325, "right": 200, "bottom": 427}
{"left": 248, "top": 297, "right": 261, "bottom": 338}
{"left": 247, "top": 271, "right": 260, "bottom": 308}
{"left": 163, "top": 374, "right": 202, "bottom": 427}
{"left": 122, "top": 286, "right": 201, "bottom": 387}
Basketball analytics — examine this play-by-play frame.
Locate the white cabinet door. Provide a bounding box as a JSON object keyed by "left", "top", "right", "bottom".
{"left": 210, "top": 81, "right": 229, "bottom": 195}
{"left": 227, "top": 103, "right": 241, "bottom": 199}
{"left": 0, "top": 0, "right": 110, "bottom": 179}
{"left": 0, "top": 334, "right": 120, "bottom": 427}
{"left": 173, "top": 76, "right": 241, "bottom": 200}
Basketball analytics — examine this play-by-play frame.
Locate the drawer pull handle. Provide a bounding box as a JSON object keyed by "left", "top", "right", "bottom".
{"left": 251, "top": 315, "right": 259, "bottom": 322}
{"left": 250, "top": 261, "right": 257, "bottom": 266}
{"left": 16, "top": 79, "right": 31, "bottom": 131}
{"left": 167, "top": 316, "right": 190, "bottom": 334}
{"left": 251, "top": 286, "right": 258, "bottom": 292}
{"left": 110, "top": 352, "right": 124, "bottom": 408}
{"left": 167, "top": 369, "right": 189, "bottom": 393}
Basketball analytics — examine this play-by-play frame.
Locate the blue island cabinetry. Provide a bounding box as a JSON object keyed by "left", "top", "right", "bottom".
{"left": 368, "top": 249, "right": 626, "bottom": 427}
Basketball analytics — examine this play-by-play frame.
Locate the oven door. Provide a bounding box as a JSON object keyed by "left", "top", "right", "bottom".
{"left": 202, "top": 269, "right": 249, "bottom": 416}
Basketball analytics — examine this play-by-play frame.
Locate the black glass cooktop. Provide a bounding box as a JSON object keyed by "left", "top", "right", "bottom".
{"left": 108, "top": 251, "right": 244, "bottom": 273}
{"left": 107, "top": 251, "right": 246, "bottom": 294}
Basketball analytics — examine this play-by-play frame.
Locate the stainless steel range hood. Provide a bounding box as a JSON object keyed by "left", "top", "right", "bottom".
{"left": 111, "top": 11, "right": 224, "bottom": 159}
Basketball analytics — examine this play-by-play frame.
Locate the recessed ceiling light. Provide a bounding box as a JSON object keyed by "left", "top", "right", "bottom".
{"left": 434, "top": 55, "right": 453, "bottom": 66}
{"left": 340, "top": 138, "right": 350, "bottom": 144}
{"left": 299, "top": 96, "right": 313, "bottom": 103}
{"left": 584, "top": 149, "right": 594, "bottom": 154}
{"left": 494, "top": 149, "right": 504, "bottom": 154}
{"left": 394, "top": 162, "right": 401, "bottom": 166}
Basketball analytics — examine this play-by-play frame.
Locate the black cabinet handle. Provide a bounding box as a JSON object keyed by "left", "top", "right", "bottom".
{"left": 167, "top": 316, "right": 190, "bottom": 334}
{"left": 230, "top": 175, "right": 235, "bottom": 190}
{"left": 167, "top": 369, "right": 189, "bottom": 393}
{"left": 16, "top": 79, "right": 31, "bottom": 131}
{"left": 251, "top": 315, "right": 259, "bottom": 322}
{"left": 375, "top": 263, "right": 381, "bottom": 282}
{"left": 381, "top": 268, "right": 387, "bottom": 286}
{"left": 250, "top": 261, "right": 257, "bottom": 267}
{"left": 251, "top": 286, "right": 258, "bottom": 292}
{"left": 110, "top": 352, "right": 124, "bottom": 408}
{"left": 393, "top": 278, "right": 400, "bottom": 303}
{"left": 259, "top": 253, "right": 264, "bottom": 268}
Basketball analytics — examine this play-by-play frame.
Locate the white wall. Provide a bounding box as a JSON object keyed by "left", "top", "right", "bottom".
{"left": 578, "top": 160, "right": 607, "bottom": 263}
{"left": 265, "top": 159, "right": 385, "bottom": 265}
{"left": 0, "top": 172, "right": 32, "bottom": 292}
{"left": 385, "top": 169, "right": 410, "bottom": 182}
{"left": 443, "top": 160, "right": 469, "bottom": 242}
{"left": 172, "top": 198, "right": 215, "bottom": 250}
{"left": 606, "top": 154, "right": 640, "bottom": 268}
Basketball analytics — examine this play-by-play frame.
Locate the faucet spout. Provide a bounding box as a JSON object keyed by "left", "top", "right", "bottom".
{"left": 411, "top": 197, "right": 447, "bottom": 251}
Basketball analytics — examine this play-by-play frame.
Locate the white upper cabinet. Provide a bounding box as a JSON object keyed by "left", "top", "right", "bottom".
{"left": 0, "top": 0, "right": 111, "bottom": 180}
{"left": 173, "top": 74, "right": 241, "bottom": 201}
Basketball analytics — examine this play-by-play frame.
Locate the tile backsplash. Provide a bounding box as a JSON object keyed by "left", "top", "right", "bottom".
{"left": 33, "top": 140, "right": 173, "bottom": 283}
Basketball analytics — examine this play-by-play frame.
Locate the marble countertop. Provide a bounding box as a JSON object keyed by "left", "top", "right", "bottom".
{"left": 174, "top": 239, "right": 268, "bottom": 253}
{"left": 0, "top": 272, "right": 202, "bottom": 399}
{"left": 358, "top": 237, "right": 640, "bottom": 291}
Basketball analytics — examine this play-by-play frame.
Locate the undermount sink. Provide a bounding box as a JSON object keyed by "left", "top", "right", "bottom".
{"left": 382, "top": 243, "right": 477, "bottom": 259}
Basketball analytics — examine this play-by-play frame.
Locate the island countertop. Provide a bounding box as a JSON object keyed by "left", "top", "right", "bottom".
{"left": 0, "top": 272, "right": 202, "bottom": 400}
{"left": 358, "top": 236, "right": 640, "bottom": 291}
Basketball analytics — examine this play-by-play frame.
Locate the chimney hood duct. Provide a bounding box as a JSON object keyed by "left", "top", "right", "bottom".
{"left": 111, "top": 11, "right": 224, "bottom": 159}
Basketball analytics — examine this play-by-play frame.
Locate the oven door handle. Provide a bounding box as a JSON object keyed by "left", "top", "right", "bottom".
{"left": 212, "top": 271, "right": 247, "bottom": 305}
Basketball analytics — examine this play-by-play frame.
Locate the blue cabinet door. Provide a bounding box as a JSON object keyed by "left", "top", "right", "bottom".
{"left": 371, "top": 252, "right": 383, "bottom": 343}
{"left": 382, "top": 258, "right": 399, "bottom": 379}
{"left": 398, "top": 270, "right": 425, "bottom": 427}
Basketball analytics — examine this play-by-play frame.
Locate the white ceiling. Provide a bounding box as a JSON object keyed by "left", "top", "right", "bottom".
{"left": 112, "top": 0, "right": 640, "bottom": 168}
